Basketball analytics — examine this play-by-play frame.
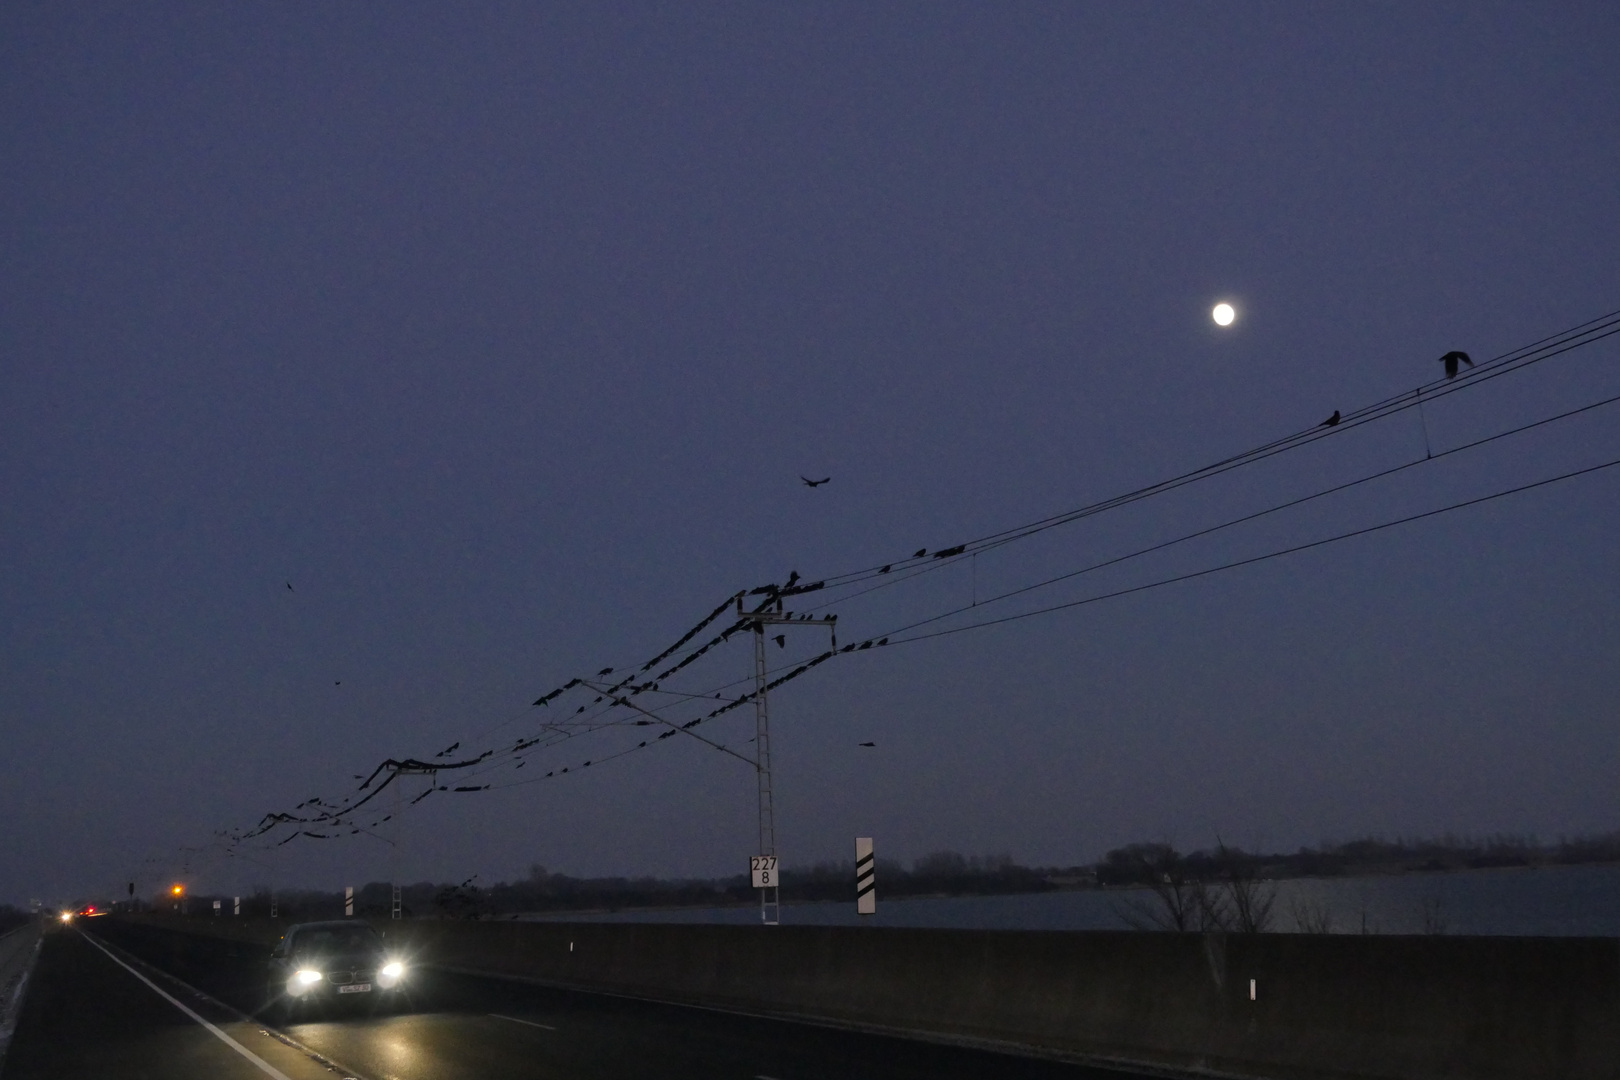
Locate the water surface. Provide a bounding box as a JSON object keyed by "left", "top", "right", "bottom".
{"left": 520, "top": 864, "right": 1620, "bottom": 936}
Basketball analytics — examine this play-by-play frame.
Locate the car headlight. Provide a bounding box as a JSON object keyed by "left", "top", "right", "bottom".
{"left": 381, "top": 961, "right": 404, "bottom": 979}
{"left": 294, "top": 969, "right": 323, "bottom": 986}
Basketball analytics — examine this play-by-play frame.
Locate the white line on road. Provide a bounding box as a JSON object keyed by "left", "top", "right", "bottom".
{"left": 77, "top": 930, "right": 296, "bottom": 1080}
{"left": 489, "top": 1012, "right": 557, "bottom": 1031}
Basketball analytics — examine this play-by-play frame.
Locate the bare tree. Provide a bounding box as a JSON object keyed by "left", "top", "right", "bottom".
{"left": 1288, "top": 894, "right": 1335, "bottom": 934}
{"left": 1212, "top": 840, "right": 1276, "bottom": 933}
{"left": 1111, "top": 844, "right": 1217, "bottom": 932}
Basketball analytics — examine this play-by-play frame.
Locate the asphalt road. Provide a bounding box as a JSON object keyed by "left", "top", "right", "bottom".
{"left": 3, "top": 921, "right": 1146, "bottom": 1080}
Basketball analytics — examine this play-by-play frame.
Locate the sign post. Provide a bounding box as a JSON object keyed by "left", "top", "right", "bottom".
{"left": 856, "top": 837, "right": 876, "bottom": 915}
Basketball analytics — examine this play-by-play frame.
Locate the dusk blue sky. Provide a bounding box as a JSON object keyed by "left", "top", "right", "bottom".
{"left": 3, "top": 3, "right": 1618, "bottom": 906}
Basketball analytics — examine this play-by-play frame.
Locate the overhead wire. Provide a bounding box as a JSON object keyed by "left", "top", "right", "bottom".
{"left": 220, "top": 305, "right": 1619, "bottom": 858}
{"left": 878, "top": 386, "right": 1620, "bottom": 642}
{"left": 877, "top": 454, "right": 1620, "bottom": 649}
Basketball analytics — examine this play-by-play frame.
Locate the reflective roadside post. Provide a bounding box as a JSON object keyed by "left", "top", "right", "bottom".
{"left": 856, "top": 838, "right": 876, "bottom": 915}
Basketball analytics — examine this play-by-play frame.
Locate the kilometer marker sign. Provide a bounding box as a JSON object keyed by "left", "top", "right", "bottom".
{"left": 750, "top": 855, "right": 778, "bottom": 888}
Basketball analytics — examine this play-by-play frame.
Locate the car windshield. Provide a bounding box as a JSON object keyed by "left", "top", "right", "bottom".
{"left": 293, "top": 926, "right": 381, "bottom": 955}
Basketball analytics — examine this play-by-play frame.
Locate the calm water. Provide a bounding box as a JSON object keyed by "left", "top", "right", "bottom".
{"left": 521, "top": 864, "right": 1620, "bottom": 936}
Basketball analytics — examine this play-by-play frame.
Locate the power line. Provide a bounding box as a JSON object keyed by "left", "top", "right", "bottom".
{"left": 810, "top": 307, "right": 1620, "bottom": 592}
{"left": 878, "top": 454, "right": 1620, "bottom": 649}
{"left": 220, "top": 305, "right": 1620, "bottom": 857}
{"left": 880, "top": 387, "right": 1620, "bottom": 642}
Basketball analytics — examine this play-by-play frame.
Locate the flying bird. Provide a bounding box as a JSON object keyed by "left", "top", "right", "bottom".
{"left": 800, "top": 476, "right": 830, "bottom": 487}
{"left": 858, "top": 741, "right": 876, "bottom": 747}
{"left": 1438, "top": 350, "right": 1473, "bottom": 379}
{"left": 1321, "top": 410, "right": 1340, "bottom": 427}
{"left": 773, "top": 634, "right": 786, "bottom": 649}
{"left": 286, "top": 582, "right": 293, "bottom": 591}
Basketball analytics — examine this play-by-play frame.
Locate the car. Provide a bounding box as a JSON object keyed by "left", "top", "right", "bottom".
{"left": 266, "top": 920, "right": 407, "bottom": 1017}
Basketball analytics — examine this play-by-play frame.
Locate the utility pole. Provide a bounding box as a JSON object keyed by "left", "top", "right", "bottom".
{"left": 585, "top": 595, "right": 834, "bottom": 928}
{"left": 738, "top": 594, "right": 835, "bottom": 926}
{"left": 390, "top": 763, "right": 438, "bottom": 919}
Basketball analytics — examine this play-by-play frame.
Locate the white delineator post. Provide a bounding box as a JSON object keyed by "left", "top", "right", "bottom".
{"left": 344, "top": 886, "right": 354, "bottom": 917}
{"left": 856, "top": 837, "right": 876, "bottom": 915}
{"left": 233, "top": 896, "right": 240, "bottom": 916}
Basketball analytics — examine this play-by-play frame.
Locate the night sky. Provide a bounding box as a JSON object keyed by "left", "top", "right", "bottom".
{"left": 4, "top": 4, "right": 1618, "bottom": 906}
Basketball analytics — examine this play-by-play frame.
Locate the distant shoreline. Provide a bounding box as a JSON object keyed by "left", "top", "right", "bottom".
{"left": 506, "top": 859, "right": 1620, "bottom": 921}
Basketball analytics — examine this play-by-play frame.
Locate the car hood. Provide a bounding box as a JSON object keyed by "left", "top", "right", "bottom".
{"left": 291, "top": 950, "right": 384, "bottom": 969}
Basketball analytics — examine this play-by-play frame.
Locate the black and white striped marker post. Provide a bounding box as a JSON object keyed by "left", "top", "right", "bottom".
{"left": 344, "top": 886, "right": 354, "bottom": 917}
{"left": 856, "top": 837, "right": 875, "bottom": 915}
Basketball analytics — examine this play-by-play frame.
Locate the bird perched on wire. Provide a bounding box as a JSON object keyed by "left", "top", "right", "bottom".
{"left": 801, "top": 476, "right": 830, "bottom": 487}
{"left": 1321, "top": 410, "right": 1341, "bottom": 427}
{"left": 1438, "top": 350, "right": 1473, "bottom": 379}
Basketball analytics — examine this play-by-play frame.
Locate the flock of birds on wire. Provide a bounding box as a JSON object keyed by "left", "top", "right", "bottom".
{"left": 201, "top": 322, "right": 1620, "bottom": 866}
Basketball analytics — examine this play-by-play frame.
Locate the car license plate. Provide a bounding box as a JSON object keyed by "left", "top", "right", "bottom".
{"left": 338, "top": 983, "right": 372, "bottom": 993}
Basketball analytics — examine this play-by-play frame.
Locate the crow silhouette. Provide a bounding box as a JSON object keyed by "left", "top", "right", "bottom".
{"left": 286, "top": 582, "right": 293, "bottom": 591}
{"left": 785, "top": 570, "right": 800, "bottom": 588}
{"left": 879, "top": 565, "right": 891, "bottom": 574}
{"left": 1438, "top": 350, "right": 1473, "bottom": 379}
{"left": 597, "top": 667, "right": 613, "bottom": 676}
{"left": 914, "top": 548, "right": 927, "bottom": 558}
{"left": 858, "top": 741, "right": 876, "bottom": 747}
{"left": 801, "top": 476, "right": 831, "bottom": 487}
{"left": 773, "top": 634, "right": 786, "bottom": 649}
{"left": 435, "top": 741, "right": 460, "bottom": 758}
{"left": 1321, "top": 410, "right": 1340, "bottom": 427}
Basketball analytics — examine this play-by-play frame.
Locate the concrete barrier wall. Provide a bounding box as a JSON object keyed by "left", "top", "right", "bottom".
{"left": 118, "top": 915, "right": 1620, "bottom": 1080}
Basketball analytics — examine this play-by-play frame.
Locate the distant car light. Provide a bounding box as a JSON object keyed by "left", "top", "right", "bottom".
{"left": 60, "top": 912, "right": 72, "bottom": 923}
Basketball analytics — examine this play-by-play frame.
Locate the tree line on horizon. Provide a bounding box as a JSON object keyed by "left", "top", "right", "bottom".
{"left": 132, "top": 830, "right": 1620, "bottom": 923}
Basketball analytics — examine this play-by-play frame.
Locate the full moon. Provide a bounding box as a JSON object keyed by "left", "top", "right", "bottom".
{"left": 1212, "top": 302, "right": 1236, "bottom": 326}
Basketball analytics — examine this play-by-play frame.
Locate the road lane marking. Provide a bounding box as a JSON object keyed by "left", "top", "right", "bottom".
{"left": 77, "top": 930, "right": 297, "bottom": 1080}
{"left": 81, "top": 932, "right": 378, "bottom": 1080}
{"left": 490, "top": 1013, "right": 557, "bottom": 1031}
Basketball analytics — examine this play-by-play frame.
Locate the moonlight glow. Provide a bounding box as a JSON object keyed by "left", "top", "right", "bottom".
{"left": 1212, "top": 302, "right": 1236, "bottom": 326}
